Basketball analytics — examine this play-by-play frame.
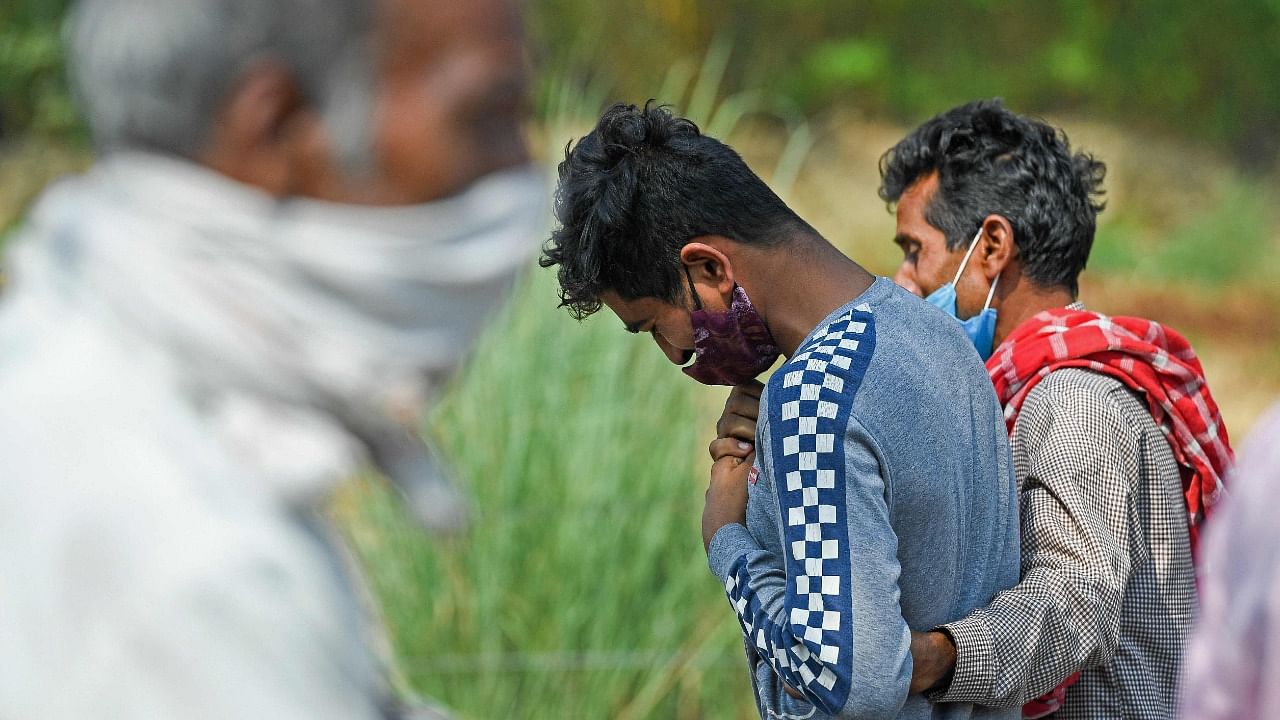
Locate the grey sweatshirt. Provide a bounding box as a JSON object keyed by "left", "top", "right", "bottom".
{"left": 708, "top": 277, "right": 1020, "bottom": 719}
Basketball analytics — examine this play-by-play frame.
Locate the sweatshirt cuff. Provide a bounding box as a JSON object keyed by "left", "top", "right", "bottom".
{"left": 707, "top": 522, "right": 756, "bottom": 580}
{"left": 929, "top": 614, "right": 998, "bottom": 704}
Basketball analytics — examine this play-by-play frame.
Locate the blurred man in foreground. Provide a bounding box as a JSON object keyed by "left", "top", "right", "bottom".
{"left": 542, "top": 102, "right": 1020, "bottom": 720}
{"left": 881, "top": 100, "right": 1233, "bottom": 719}
{"left": 1180, "top": 401, "right": 1280, "bottom": 719}
{"left": 0, "top": 0, "right": 542, "bottom": 718}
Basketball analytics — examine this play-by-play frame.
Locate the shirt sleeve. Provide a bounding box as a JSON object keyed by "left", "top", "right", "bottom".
{"left": 932, "top": 375, "right": 1140, "bottom": 707}
{"left": 708, "top": 408, "right": 911, "bottom": 720}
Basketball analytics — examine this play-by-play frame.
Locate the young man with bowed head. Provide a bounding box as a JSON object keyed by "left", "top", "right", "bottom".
{"left": 541, "top": 102, "right": 1020, "bottom": 720}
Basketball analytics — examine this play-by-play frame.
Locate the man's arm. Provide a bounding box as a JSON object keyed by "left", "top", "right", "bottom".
{"left": 921, "top": 377, "right": 1141, "bottom": 706}
{"left": 909, "top": 629, "right": 957, "bottom": 694}
{"left": 705, "top": 406, "right": 911, "bottom": 720}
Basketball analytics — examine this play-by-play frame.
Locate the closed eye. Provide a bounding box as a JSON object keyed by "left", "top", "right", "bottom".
{"left": 624, "top": 320, "right": 653, "bottom": 334}
{"left": 893, "top": 236, "right": 920, "bottom": 264}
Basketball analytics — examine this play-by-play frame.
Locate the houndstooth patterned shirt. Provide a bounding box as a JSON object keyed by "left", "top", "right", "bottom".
{"left": 932, "top": 366, "right": 1195, "bottom": 719}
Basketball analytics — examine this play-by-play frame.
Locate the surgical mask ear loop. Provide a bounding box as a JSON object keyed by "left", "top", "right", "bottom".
{"left": 951, "top": 228, "right": 985, "bottom": 286}
{"left": 982, "top": 274, "right": 1000, "bottom": 311}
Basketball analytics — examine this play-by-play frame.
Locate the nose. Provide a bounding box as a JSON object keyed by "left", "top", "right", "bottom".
{"left": 652, "top": 333, "right": 693, "bottom": 366}
{"left": 893, "top": 263, "right": 924, "bottom": 297}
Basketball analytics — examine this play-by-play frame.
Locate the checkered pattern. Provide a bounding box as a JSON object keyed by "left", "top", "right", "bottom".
{"left": 935, "top": 368, "right": 1196, "bottom": 720}
{"left": 722, "top": 305, "right": 874, "bottom": 713}
{"left": 987, "top": 307, "right": 1232, "bottom": 541}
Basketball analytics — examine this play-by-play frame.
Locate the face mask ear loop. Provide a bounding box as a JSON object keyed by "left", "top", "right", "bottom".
{"left": 683, "top": 264, "right": 704, "bottom": 311}
{"left": 952, "top": 228, "right": 985, "bottom": 286}
{"left": 982, "top": 273, "right": 1000, "bottom": 312}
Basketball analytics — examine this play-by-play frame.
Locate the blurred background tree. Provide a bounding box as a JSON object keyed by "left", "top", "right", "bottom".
{"left": 8, "top": 0, "right": 1277, "bottom": 169}
{"left": 0, "top": 0, "right": 78, "bottom": 142}
{"left": 531, "top": 0, "right": 1280, "bottom": 170}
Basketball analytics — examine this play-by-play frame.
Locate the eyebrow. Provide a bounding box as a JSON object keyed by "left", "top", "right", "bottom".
{"left": 893, "top": 233, "right": 920, "bottom": 248}
{"left": 623, "top": 320, "right": 646, "bottom": 334}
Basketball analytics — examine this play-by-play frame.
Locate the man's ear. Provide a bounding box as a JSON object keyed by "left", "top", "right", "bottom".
{"left": 198, "top": 62, "right": 314, "bottom": 196}
{"left": 978, "top": 215, "right": 1017, "bottom": 280}
{"left": 680, "top": 239, "right": 737, "bottom": 300}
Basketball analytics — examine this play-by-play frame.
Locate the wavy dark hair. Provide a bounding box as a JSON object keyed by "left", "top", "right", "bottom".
{"left": 879, "top": 99, "right": 1106, "bottom": 295}
{"left": 540, "top": 101, "right": 814, "bottom": 319}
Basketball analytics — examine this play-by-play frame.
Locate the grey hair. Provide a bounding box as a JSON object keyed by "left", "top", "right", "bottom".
{"left": 66, "top": 0, "right": 378, "bottom": 171}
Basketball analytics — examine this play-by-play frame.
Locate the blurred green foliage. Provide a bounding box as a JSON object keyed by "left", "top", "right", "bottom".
{"left": 6, "top": 0, "right": 1279, "bottom": 169}
{"left": 1091, "top": 179, "right": 1279, "bottom": 285}
{"left": 0, "top": 0, "right": 79, "bottom": 141}
{"left": 530, "top": 0, "right": 1280, "bottom": 169}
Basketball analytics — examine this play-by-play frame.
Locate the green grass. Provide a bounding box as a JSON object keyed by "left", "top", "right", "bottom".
{"left": 330, "top": 55, "right": 802, "bottom": 717}
{"left": 333, "top": 269, "right": 758, "bottom": 719}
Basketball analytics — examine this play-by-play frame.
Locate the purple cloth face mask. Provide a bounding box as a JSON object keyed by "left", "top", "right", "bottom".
{"left": 682, "top": 284, "right": 781, "bottom": 386}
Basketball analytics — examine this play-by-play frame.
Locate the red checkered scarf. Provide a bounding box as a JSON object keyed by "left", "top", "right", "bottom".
{"left": 986, "top": 308, "right": 1233, "bottom": 719}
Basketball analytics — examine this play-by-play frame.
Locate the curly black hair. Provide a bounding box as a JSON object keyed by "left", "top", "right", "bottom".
{"left": 540, "top": 101, "right": 815, "bottom": 319}
{"left": 879, "top": 99, "right": 1106, "bottom": 296}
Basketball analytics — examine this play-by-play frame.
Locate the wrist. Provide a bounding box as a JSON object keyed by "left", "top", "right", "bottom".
{"left": 702, "top": 520, "right": 723, "bottom": 553}
{"left": 703, "top": 518, "right": 739, "bottom": 553}
{"left": 926, "top": 629, "right": 958, "bottom": 692}
{"left": 706, "top": 522, "right": 753, "bottom": 579}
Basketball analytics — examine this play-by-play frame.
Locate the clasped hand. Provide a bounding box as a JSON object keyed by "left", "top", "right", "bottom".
{"left": 702, "top": 380, "right": 955, "bottom": 697}
{"left": 703, "top": 380, "right": 762, "bottom": 551}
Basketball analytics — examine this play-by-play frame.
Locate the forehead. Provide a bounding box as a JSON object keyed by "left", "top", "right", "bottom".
{"left": 894, "top": 172, "right": 941, "bottom": 238}
{"left": 379, "top": 0, "right": 523, "bottom": 63}
{"left": 600, "top": 291, "right": 675, "bottom": 328}
{"left": 901, "top": 169, "right": 942, "bottom": 225}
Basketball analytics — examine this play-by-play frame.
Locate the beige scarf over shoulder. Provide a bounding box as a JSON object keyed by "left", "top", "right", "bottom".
{"left": 7, "top": 152, "right": 547, "bottom": 528}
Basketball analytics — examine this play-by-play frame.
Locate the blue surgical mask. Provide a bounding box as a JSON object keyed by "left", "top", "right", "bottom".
{"left": 924, "top": 229, "right": 1000, "bottom": 360}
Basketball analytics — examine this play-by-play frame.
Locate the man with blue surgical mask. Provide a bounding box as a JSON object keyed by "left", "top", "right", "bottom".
{"left": 883, "top": 100, "right": 1233, "bottom": 720}
{"left": 921, "top": 228, "right": 1001, "bottom": 360}
{"left": 0, "top": 1, "right": 543, "bottom": 718}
